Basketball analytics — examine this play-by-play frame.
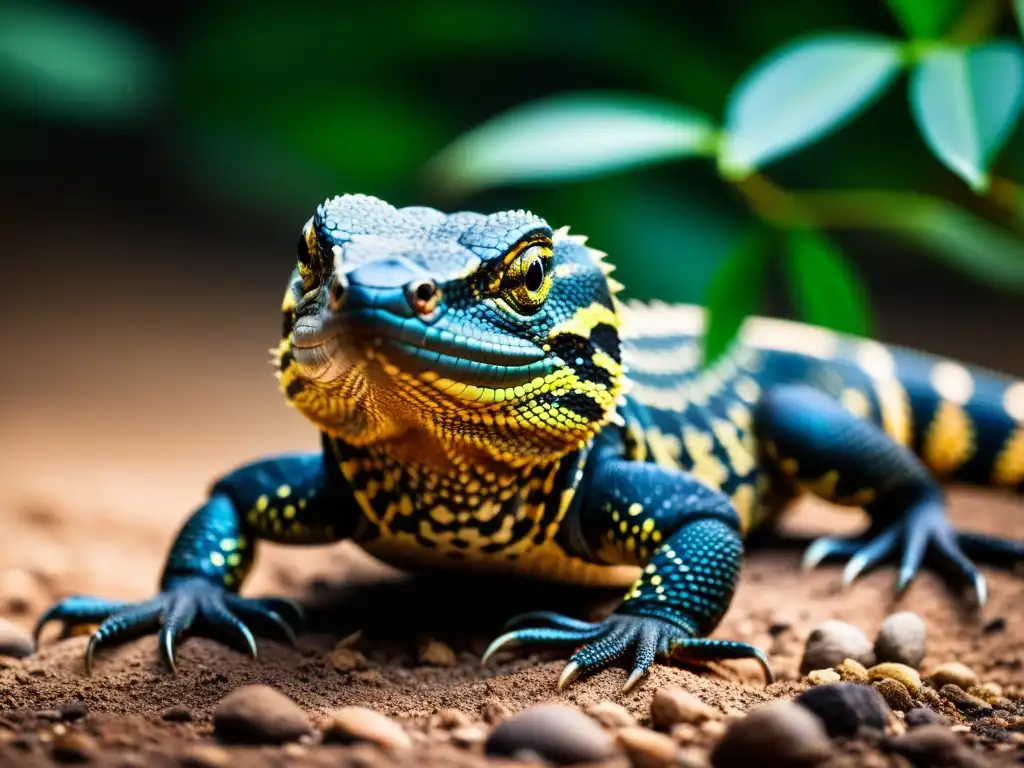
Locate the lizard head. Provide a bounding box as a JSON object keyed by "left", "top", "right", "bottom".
{"left": 276, "top": 193, "right": 625, "bottom": 466}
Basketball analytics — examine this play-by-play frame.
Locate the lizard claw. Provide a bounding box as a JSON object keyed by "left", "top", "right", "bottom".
{"left": 483, "top": 610, "right": 773, "bottom": 692}
{"left": 37, "top": 577, "right": 303, "bottom": 673}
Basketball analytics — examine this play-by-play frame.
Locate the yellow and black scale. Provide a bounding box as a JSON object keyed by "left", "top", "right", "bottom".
{"left": 36, "top": 194, "right": 1024, "bottom": 691}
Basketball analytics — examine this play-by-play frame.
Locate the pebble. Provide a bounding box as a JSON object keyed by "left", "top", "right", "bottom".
{"left": 670, "top": 723, "right": 700, "bottom": 744}
{"left": 178, "top": 745, "right": 232, "bottom": 768}
{"left": 800, "top": 619, "right": 875, "bottom": 673}
{"left": 928, "top": 662, "right": 978, "bottom": 691}
{"left": 972, "top": 681, "right": 1003, "bottom": 703}
{"left": 50, "top": 731, "right": 97, "bottom": 763}
{"left": 450, "top": 724, "right": 489, "bottom": 748}
{"left": 0, "top": 618, "right": 33, "bottom": 659}
{"left": 650, "top": 686, "right": 717, "bottom": 728}
{"left": 435, "top": 708, "right": 472, "bottom": 729}
{"left": 904, "top": 707, "right": 950, "bottom": 728}
{"left": 882, "top": 724, "right": 971, "bottom": 766}
{"left": 710, "top": 699, "right": 832, "bottom": 768}
{"left": 212, "top": 685, "right": 313, "bottom": 745}
{"left": 161, "top": 705, "right": 193, "bottom": 723}
{"left": 329, "top": 647, "right": 367, "bottom": 671}
{"left": 806, "top": 669, "right": 840, "bottom": 685}
{"left": 873, "top": 679, "right": 914, "bottom": 712}
{"left": 939, "top": 684, "right": 991, "bottom": 715}
{"left": 484, "top": 705, "right": 617, "bottom": 765}
{"left": 867, "top": 662, "right": 922, "bottom": 695}
{"left": 418, "top": 639, "right": 457, "bottom": 667}
{"left": 835, "top": 658, "right": 869, "bottom": 683}
{"left": 874, "top": 612, "right": 926, "bottom": 669}
{"left": 321, "top": 706, "right": 412, "bottom": 750}
{"left": 59, "top": 702, "right": 88, "bottom": 722}
{"left": 616, "top": 726, "right": 679, "bottom": 768}
{"left": 585, "top": 700, "right": 636, "bottom": 729}
{"left": 793, "top": 681, "right": 890, "bottom": 739}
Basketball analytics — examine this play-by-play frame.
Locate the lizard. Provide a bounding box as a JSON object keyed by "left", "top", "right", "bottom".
{"left": 35, "top": 193, "right": 1024, "bottom": 693}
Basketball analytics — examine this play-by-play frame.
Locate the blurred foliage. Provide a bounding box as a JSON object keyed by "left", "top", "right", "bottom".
{"left": 1, "top": 0, "right": 1024, "bottom": 365}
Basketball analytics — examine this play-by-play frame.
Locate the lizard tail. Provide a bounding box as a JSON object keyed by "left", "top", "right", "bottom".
{"left": 871, "top": 343, "right": 1024, "bottom": 493}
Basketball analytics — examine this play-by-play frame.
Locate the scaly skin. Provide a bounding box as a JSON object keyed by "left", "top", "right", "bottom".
{"left": 37, "top": 194, "right": 1024, "bottom": 691}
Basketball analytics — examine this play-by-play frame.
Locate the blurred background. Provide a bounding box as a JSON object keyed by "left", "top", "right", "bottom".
{"left": 1, "top": 0, "right": 1024, "bottom": 605}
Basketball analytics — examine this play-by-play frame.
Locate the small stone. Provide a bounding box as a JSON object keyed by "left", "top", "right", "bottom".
{"left": 484, "top": 704, "right": 617, "bottom": 765}
{"left": 51, "top": 731, "right": 97, "bottom": 762}
{"left": 971, "top": 682, "right": 1003, "bottom": 704}
{"left": 161, "top": 705, "right": 193, "bottom": 722}
{"left": 939, "top": 684, "right": 991, "bottom": 715}
{"left": 212, "top": 684, "right": 313, "bottom": 745}
{"left": 435, "top": 708, "right": 471, "bottom": 729}
{"left": 418, "top": 639, "right": 457, "bottom": 667}
{"left": 794, "top": 682, "right": 891, "bottom": 739}
{"left": 835, "top": 658, "right": 869, "bottom": 682}
{"left": 450, "top": 724, "right": 488, "bottom": 748}
{"left": 905, "top": 708, "right": 950, "bottom": 728}
{"left": 928, "top": 662, "right": 978, "bottom": 691}
{"left": 585, "top": 700, "right": 636, "bottom": 729}
{"left": 867, "top": 662, "right": 922, "bottom": 695}
{"left": 700, "top": 720, "right": 727, "bottom": 740}
{"left": 178, "top": 745, "right": 232, "bottom": 768}
{"left": 670, "top": 723, "right": 700, "bottom": 744}
{"left": 0, "top": 618, "right": 33, "bottom": 659}
{"left": 711, "top": 699, "right": 832, "bottom": 768}
{"left": 322, "top": 706, "right": 412, "bottom": 750}
{"left": 806, "top": 669, "right": 841, "bottom": 685}
{"left": 617, "top": 726, "right": 679, "bottom": 768}
{"left": 874, "top": 612, "right": 926, "bottom": 669}
{"left": 873, "top": 679, "right": 914, "bottom": 712}
{"left": 59, "top": 702, "right": 88, "bottom": 722}
{"left": 882, "top": 724, "right": 970, "bottom": 766}
{"left": 0, "top": 569, "right": 45, "bottom": 615}
{"left": 329, "top": 647, "right": 367, "bottom": 671}
{"left": 800, "top": 619, "right": 875, "bottom": 674}
{"left": 651, "top": 686, "right": 717, "bottom": 728}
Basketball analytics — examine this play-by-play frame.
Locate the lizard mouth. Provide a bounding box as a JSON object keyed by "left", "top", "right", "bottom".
{"left": 291, "top": 309, "right": 553, "bottom": 388}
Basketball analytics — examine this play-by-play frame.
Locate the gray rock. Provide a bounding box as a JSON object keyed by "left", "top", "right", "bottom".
{"left": 0, "top": 617, "right": 33, "bottom": 659}
{"left": 711, "top": 699, "right": 832, "bottom": 768}
{"left": 793, "top": 681, "right": 890, "bottom": 739}
{"left": 904, "top": 707, "right": 950, "bottom": 728}
{"left": 484, "top": 705, "right": 617, "bottom": 765}
{"left": 800, "top": 619, "right": 875, "bottom": 674}
{"left": 874, "top": 611, "right": 926, "bottom": 668}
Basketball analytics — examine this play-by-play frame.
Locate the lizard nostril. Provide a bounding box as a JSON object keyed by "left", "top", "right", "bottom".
{"left": 328, "top": 273, "right": 348, "bottom": 311}
{"left": 406, "top": 278, "right": 441, "bottom": 315}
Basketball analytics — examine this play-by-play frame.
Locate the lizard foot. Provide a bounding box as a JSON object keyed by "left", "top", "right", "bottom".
{"left": 481, "top": 610, "right": 773, "bottom": 693}
{"left": 801, "top": 495, "right": 989, "bottom": 606}
{"left": 35, "top": 577, "right": 304, "bottom": 673}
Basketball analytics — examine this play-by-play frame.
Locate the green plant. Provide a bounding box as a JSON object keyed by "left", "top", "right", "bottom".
{"left": 426, "top": 0, "right": 1024, "bottom": 366}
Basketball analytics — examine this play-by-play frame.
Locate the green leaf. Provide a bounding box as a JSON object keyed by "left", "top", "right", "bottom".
{"left": 783, "top": 229, "right": 872, "bottom": 337}
{"left": 701, "top": 226, "right": 771, "bottom": 368}
{"left": 797, "top": 190, "right": 1024, "bottom": 291}
{"left": 718, "top": 34, "right": 904, "bottom": 179}
{"left": 887, "top": 0, "right": 964, "bottom": 39}
{"left": 909, "top": 41, "right": 1024, "bottom": 192}
{"left": 424, "top": 91, "right": 718, "bottom": 196}
{"left": 0, "top": 1, "right": 163, "bottom": 122}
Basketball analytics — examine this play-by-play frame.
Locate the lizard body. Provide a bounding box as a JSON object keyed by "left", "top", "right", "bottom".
{"left": 38, "top": 194, "right": 1024, "bottom": 691}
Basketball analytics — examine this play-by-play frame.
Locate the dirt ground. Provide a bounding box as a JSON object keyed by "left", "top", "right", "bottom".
{"left": 0, "top": 219, "right": 1022, "bottom": 766}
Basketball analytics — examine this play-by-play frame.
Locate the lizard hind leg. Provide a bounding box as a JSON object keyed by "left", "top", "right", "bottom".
{"left": 755, "top": 383, "right": 1006, "bottom": 605}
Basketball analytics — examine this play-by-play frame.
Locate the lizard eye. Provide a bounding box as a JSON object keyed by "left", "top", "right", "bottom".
{"left": 502, "top": 243, "right": 552, "bottom": 314}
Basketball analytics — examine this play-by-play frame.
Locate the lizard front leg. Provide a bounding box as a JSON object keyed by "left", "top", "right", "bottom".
{"left": 35, "top": 452, "right": 353, "bottom": 672}
{"left": 482, "top": 445, "right": 771, "bottom": 693}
